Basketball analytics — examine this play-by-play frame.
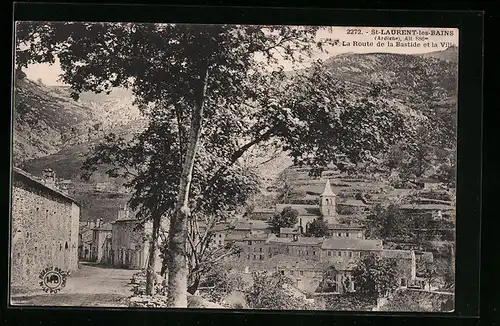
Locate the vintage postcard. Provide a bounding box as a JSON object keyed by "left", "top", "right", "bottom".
{"left": 10, "top": 22, "right": 457, "bottom": 311}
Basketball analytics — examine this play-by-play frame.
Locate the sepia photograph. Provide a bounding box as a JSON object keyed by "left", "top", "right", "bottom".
{"left": 10, "top": 22, "right": 457, "bottom": 312}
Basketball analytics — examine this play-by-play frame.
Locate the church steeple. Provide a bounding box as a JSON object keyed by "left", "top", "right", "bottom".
{"left": 321, "top": 179, "right": 336, "bottom": 197}
{"left": 319, "top": 179, "right": 337, "bottom": 223}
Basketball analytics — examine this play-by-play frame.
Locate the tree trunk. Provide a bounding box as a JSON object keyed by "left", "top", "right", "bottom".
{"left": 187, "top": 276, "right": 200, "bottom": 295}
{"left": 167, "top": 65, "right": 210, "bottom": 307}
{"left": 145, "top": 212, "right": 161, "bottom": 295}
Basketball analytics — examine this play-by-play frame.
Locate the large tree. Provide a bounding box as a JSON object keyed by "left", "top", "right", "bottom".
{"left": 15, "top": 22, "right": 413, "bottom": 306}
{"left": 351, "top": 253, "right": 400, "bottom": 300}
{"left": 244, "top": 271, "right": 317, "bottom": 310}
{"left": 15, "top": 22, "right": 333, "bottom": 306}
{"left": 269, "top": 206, "right": 299, "bottom": 233}
{"left": 305, "top": 218, "right": 329, "bottom": 237}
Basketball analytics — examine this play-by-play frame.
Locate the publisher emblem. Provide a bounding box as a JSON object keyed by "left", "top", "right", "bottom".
{"left": 39, "top": 267, "right": 69, "bottom": 293}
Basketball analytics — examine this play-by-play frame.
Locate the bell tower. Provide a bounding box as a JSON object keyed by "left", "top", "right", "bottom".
{"left": 320, "top": 179, "right": 337, "bottom": 224}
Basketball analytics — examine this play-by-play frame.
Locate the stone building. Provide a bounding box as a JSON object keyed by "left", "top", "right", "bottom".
{"left": 10, "top": 167, "right": 80, "bottom": 288}
{"left": 91, "top": 222, "right": 112, "bottom": 263}
{"left": 78, "top": 221, "right": 96, "bottom": 261}
{"left": 327, "top": 223, "right": 365, "bottom": 239}
{"left": 275, "top": 179, "right": 338, "bottom": 233}
{"left": 111, "top": 205, "right": 161, "bottom": 271}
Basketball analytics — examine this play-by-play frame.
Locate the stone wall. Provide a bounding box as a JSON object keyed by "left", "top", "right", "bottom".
{"left": 11, "top": 177, "right": 79, "bottom": 287}
{"left": 111, "top": 220, "right": 161, "bottom": 271}
{"left": 111, "top": 220, "right": 148, "bottom": 269}
{"left": 92, "top": 230, "right": 112, "bottom": 262}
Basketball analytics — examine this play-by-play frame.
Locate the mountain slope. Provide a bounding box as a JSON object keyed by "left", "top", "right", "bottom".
{"left": 18, "top": 48, "right": 458, "bottom": 221}
{"left": 12, "top": 76, "right": 95, "bottom": 163}
{"left": 12, "top": 74, "right": 140, "bottom": 164}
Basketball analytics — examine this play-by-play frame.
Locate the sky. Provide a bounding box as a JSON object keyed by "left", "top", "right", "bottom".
{"left": 21, "top": 25, "right": 459, "bottom": 86}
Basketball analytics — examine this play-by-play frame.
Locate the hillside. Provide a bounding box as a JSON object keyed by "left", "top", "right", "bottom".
{"left": 12, "top": 73, "right": 140, "bottom": 164}
{"left": 17, "top": 48, "right": 458, "bottom": 222}
{"left": 12, "top": 76, "right": 95, "bottom": 163}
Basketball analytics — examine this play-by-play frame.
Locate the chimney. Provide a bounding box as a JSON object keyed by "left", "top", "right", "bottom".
{"left": 42, "top": 168, "right": 56, "bottom": 188}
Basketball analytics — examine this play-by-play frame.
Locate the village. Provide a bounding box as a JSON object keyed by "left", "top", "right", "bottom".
{"left": 10, "top": 161, "right": 456, "bottom": 310}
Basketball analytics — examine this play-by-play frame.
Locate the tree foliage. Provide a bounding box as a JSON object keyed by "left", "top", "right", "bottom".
{"left": 197, "top": 263, "right": 246, "bottom": 304}
{"left": 15, "top": 22, "right": 437, "bottom": 306}
{"left": 245, "top": 271, "right": 316, "bottom": 310}
{"left": 269, "top": 206, "right": 299, "bottom": 233}
{"left": 351, "top": 253, "right": 400, "bottom": 299}
{"left": 305, "top": 218, "right": 329, "bottom": 237}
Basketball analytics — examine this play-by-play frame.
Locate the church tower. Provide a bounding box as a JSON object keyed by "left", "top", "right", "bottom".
{"left": 319, "top": 179, "right": 337, "bottom": 224}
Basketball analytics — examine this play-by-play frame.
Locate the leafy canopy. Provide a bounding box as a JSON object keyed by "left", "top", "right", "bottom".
{"left": 351, "top": 253, "right": 400, "bottom": 299}
{"left": 270, "top": 206, "right": 299, "bottom": 233}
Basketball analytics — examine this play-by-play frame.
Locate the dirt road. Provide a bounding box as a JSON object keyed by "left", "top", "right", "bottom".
{"left": 10, "top": 262, "right": 138, "bottom": 307}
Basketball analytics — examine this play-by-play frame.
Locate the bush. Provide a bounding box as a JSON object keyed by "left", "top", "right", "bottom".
{"left": 324, "top": 293, "right": 376, "bottom": 311}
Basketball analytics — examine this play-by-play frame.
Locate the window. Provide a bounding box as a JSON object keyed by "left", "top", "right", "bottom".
{"left": 338, "top": 251, "right": 341, "bottom": 257}
{"left": 306, "top": 250, "right": 309, "bottom": 255}
{"left": 346, "top": 233, "right": 350, "bottom": 237}
{"left": 338, "top": 233, "right": 341, "bottom": 237}
{"left": 247, "top": 254, "right": 250, "bottom": 259}
{"left": 280, "top": 271, "right": 285, "bottom": 275}
{"left": 65, "top": 242, "right": 69, "bottom": 249}
{"left": 348, "top": 251, "right": 352, "bottom": 258}
{"left": 401, "top": 278, "right": 407, "bottom": 287}
{"left": 259, "top": 248, "right": 262, "bottom": 252}
{"left": 248, "top": 241, "right": 252, "bottom": 245}
{"left": 253, "top": 255, "right": 256, "bottom": 259}
{"left": 259, "top": 255, "right": 263, "bottom": 260}
{"left": 328, "top": 251, "right": 331, "bottom": 256}
{"left": 299, "top": 271, "right": 304, "bottom": 276}
{"left": 313, "top": 251, "right": 316, "bottom": 256}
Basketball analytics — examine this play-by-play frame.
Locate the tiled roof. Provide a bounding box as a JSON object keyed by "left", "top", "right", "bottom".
{"left": 400, "top": 203, "right": 454, "bottom": 211}
{"left": 266, "top": 235, "right": 293, "bottom": 244}
{"left": 234, "top": 219, "right": 270, "bottom": 230}
{"left": 212, "top": 223, "right": 231, "bottom": 232}
{"left": 253, "top": 208, "right": 275, "bottom": 213}
{"left": 96, "top": 223, "right": 113, "bottom": 231}
{"left": 338, "top": 199, "right": 368, "bottom": 207}
{"left": 280, "top": 227, "right": 299, "bottom": 233}
{"left": 275, "top": 204, "right": 321, "bottom": 217}
{"left": 380, "top": 249, "right": 413, "bottom": 259}
{"left": 226, "top": 233, "right": 246, "bottom": 241}
{"left": 292, "top": 237, "right": 324, "bottom": 246}
{"left": 321, "top": 238, "right": 383, "bottom": 251}
{"left": 327, "top": 223, "right": 365, "bottom": 230}
{"left": 12, "top": 167, "right": 79, "bottom": 204}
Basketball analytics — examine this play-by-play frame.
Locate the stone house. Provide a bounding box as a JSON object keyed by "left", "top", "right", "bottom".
{"left": 91, "top": 222, "right": 112, "bottom": 263}
{"left": 111, "top": 206, "right": 161, "bottom": 271}
{"left": 279, "top": 227, "right": 301, "bottom": 238}
{"left": 248, "top": 207, "right": 275, "bottom": 221}
{"left": 321, "top": 238, "right": 383, "bottom": 262}
{"left": 327, "top": 223, "right": 365, "bottom": 239}
{"left": 10, "top": 167, "right": 80, "bottom": 288}
{"left": 416, "top": 179, "right": 445, "bottom": 190}
{"left": 78, "top": 220, "right": 97, "bottom": 261}
{"left": 267, "top": 235, "right": 324, "bottom": 261}
{"left": 380, "top": 249, "right": 417, "bottom": 287}
{"left": 231, "top": 219, "right": 271, "bottom": 237}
